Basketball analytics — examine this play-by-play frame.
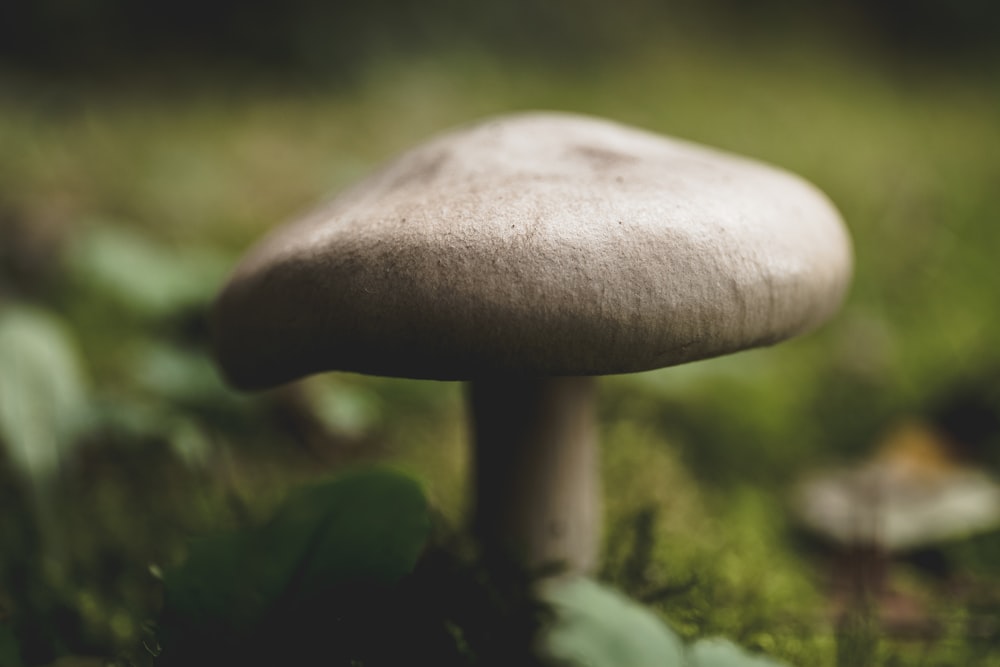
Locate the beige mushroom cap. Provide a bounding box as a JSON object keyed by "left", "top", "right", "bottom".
{"left": 212, "top": 111, "right": 852, "bottom": 388}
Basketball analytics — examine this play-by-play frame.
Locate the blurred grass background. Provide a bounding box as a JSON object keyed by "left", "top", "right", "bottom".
{"left": 1, "top": 0, "right": 999, "bottom": 664}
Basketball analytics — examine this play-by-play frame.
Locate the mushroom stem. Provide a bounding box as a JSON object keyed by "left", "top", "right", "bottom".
{"left": 468, "top": 375, "right": 600, "bottom": 575}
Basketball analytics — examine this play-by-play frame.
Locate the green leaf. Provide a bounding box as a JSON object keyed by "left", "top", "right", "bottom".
{"left": 0, "top": 305, "right": 90, "bottom": 483}
{"left": 66, "top": 224, "right": 230, "bottom": 319}
{"left": 687, "top": 637, "right": 789, "bottom": 667}
{"left": 540, "top": 577, "right": 686, "bottom": 667}
{"left": 261, "top": 468, "right": 430, "bottom": 599}
{"left": 539, "top": 579, "right": 792, "bottom": 667}
{"left": 130, "top": 342, "right": 230, "bottom": 406}
{"left": 159, "top": 466, "right": 431, "bottom": 650}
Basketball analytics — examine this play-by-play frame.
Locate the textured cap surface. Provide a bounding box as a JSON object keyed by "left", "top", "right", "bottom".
{"left": 212, "top": 111, "right": 852, "bottom": 388}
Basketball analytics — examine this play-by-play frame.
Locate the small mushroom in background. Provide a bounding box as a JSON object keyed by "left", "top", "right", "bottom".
{"left": 796, "top": 419, "right": 1000, "bottom": 552}
{"left": 793, "top": 418, "right": 1000, "bottom": 634}
{"left": 211, "top": 111, "right": 853, "bottom": 578}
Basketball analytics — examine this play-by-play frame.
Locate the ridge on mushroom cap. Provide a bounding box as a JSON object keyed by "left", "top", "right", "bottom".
{"left": 212, "top": 111, "right": 853, "bottom": 389}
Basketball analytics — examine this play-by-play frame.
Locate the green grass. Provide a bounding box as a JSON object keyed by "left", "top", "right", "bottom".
{"left": 1, "top": 35, "right": 999, "bottom": 666}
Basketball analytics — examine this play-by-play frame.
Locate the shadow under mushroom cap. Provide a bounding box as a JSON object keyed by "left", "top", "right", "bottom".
{"left": 212, "top": 111, "right": 853, "bottom": 388}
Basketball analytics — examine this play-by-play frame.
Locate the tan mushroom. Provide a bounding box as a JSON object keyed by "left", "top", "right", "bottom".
{"left": 212, "top": 111, "right": 852, "bottom": 575}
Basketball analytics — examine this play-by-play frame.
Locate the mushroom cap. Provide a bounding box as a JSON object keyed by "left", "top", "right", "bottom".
{"left": 795, "top": 465, "right": 1000, "bottom": 551}
{"left": 212, "top": 111, "right": 852, "bottom": 388}
{"left": 794, "top": 421, "right": 1000, "bottom": 550}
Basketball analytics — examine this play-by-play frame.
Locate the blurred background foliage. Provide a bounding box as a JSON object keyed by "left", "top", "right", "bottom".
{"left": 1, "top": 0, "right": 999, "bottom": 77}
{"left": 1, "top": 0, "right": 999, "bottom": 665}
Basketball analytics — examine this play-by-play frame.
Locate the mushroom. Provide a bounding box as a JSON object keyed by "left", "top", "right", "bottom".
{"left": 795, "top": 419, "right": 1000, "bottom": 553}
{"left": 794, "top": 418, "right": 1000, "bottom": 633}
{"left": 211, "top": 111, "right": 852, "bottom": 575}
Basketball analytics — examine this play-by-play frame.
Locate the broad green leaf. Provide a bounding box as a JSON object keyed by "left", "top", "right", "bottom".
{"left": 127, "top": 341, "right": 249, "bottom": 423}
{"left": 66, "top": 224, "right": 230, "bottom": 319}
{"left": 130, "top": 342, "right": 230, "bottom": 406}
{"left": 160, "top": 466, "right": 430, "bottom": 639}
{"left": 0, "top": 305, "right": 90, "bottom": 483}
{"left": 260, "top": 468, "right": 430, "bottom": 599}
{"left": 688, "top": 638, "right": 788, "bottom": 667}
{"left": 540, "top": 577, "right": 686, "bottom": 667}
